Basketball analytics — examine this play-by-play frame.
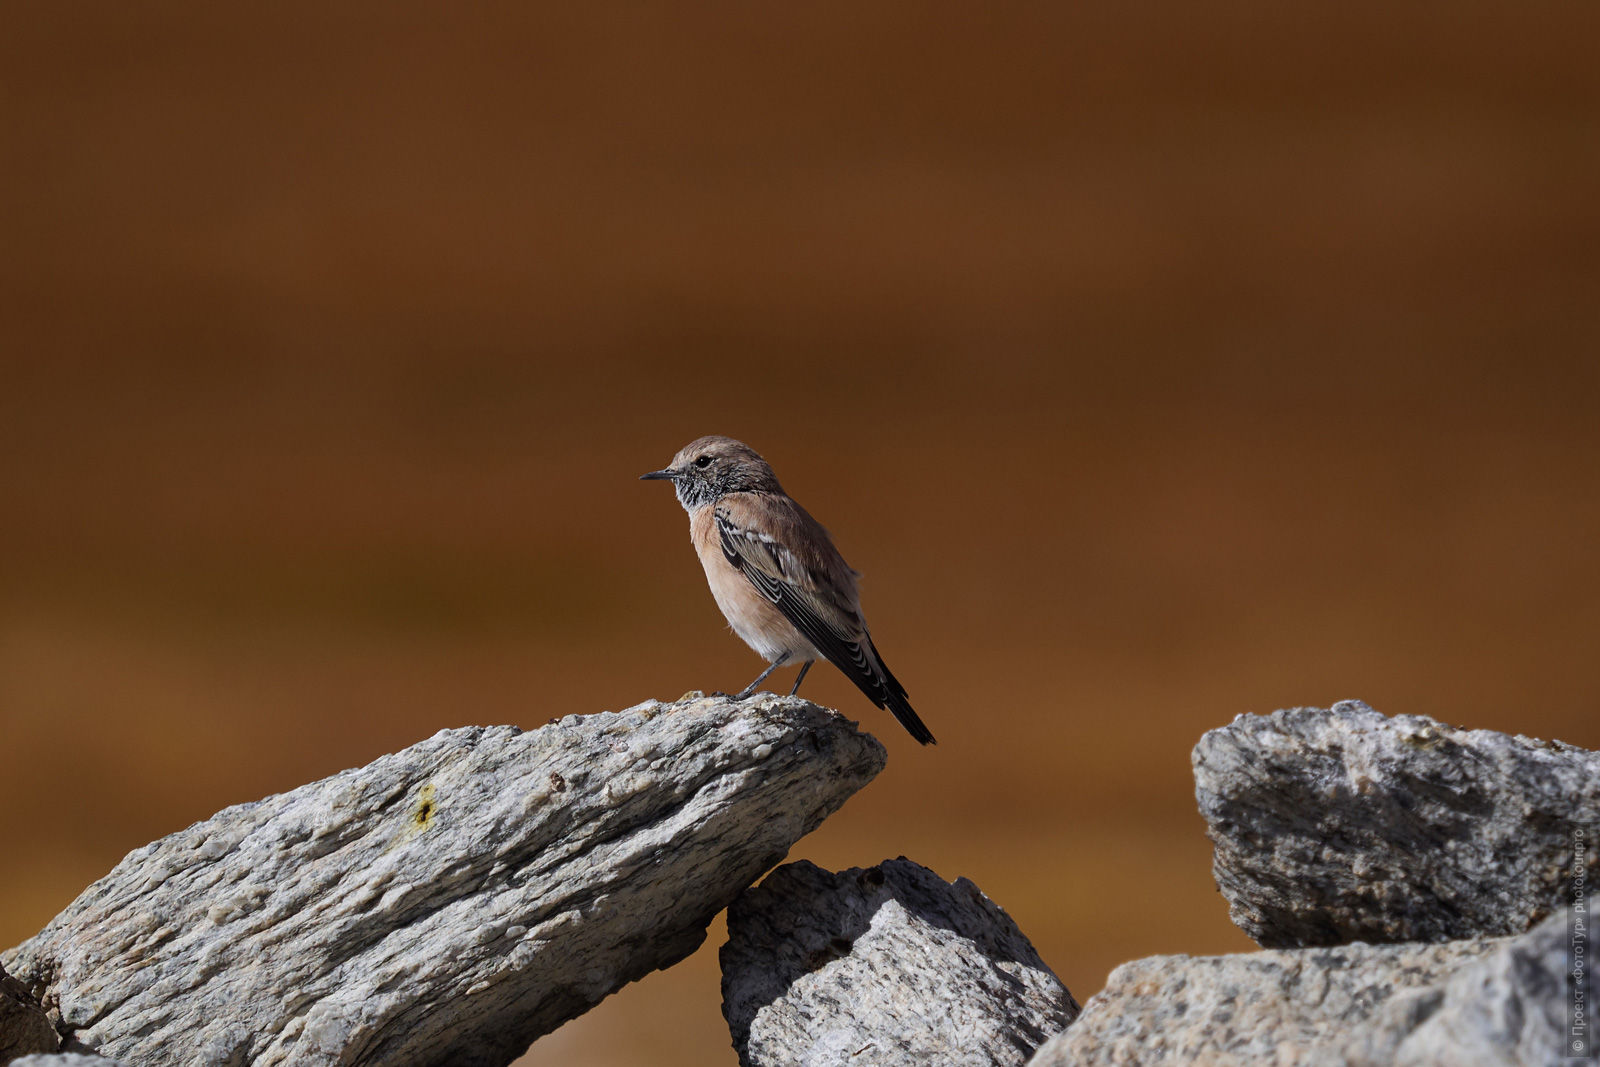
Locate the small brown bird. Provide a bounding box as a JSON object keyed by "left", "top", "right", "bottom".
{"left": 641, "top": 435, "right": 936, "bottom": 745}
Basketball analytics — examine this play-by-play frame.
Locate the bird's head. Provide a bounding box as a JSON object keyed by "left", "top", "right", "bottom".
{"left": 640, "top": 435, "right": 783, "bottom": 509}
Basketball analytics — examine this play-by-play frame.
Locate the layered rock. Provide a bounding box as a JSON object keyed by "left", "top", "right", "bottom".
{"left": 4, "top": 694, "right": 884, "bottom": 1067}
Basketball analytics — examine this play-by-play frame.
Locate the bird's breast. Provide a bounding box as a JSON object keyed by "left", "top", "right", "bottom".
{"left": 688, "top": 507, "right": 815, "bottom": 663}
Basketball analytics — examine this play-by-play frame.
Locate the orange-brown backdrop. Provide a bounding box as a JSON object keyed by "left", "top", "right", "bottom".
{"left": 4, "top": 4, "right": 1597, "bottom": 1064}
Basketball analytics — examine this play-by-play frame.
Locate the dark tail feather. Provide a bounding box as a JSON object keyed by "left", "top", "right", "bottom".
{"left": 863, "top": 638, "right": 937, "bottom": 745}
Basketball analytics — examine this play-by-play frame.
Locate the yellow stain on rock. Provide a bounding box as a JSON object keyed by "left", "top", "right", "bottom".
{"left": 411, "top": 783, "right": 438, "bottom": 832}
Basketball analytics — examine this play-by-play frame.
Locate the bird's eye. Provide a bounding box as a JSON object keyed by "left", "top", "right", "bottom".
{"left": 694, "top": 455, "right": 712, "bottom": 469}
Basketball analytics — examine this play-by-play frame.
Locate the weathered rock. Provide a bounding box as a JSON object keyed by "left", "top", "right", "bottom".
{"left": 1030, "top": 903, "right": 1586, "bottom": 1067}
{"left": 4, "top": 694, "right": 885, "bottom": 1067}
{"left": 2, "top": 960, "right": 59, "bottom": 1059}
{"left": 1026, "top": 935, "right": 1501, "bottom": 1066}
{"left": 11, "top": 1055, "right": 130, "bottom": 1067}
{"left": 722, "top": 857, "right": 1077, "bottom": 1067}
{"left": 1195, "top": 699, "right": 1600, "bottom": 947}
{"left": 1328, "top": 902, "right": 1585, "bottom": 1067}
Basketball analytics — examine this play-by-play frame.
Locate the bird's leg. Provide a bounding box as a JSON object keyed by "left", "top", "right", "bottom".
{"left": 735, "top": 652, "right": 790, "bottom": 699}
{"left": 788, "top": 660, "right": 814, "bottom": 696}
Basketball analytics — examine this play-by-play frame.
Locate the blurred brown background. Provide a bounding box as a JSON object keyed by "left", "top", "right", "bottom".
{"left": 3, "top": 2, "right": 1597, "bottom": 1063}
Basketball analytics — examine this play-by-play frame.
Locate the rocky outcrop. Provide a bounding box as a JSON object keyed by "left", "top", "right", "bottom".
{"left": 1026, "top": 932, "right": 1493, "bottom": 1065}
{"left": 1195, "top": 699, "right": 1599, "bottom": 947}
{"left": 1029, "top": 699, "right": 1595, "bottom": 1066}
{"left": 1330, "top": 903, "right": 1582, "bottom": 1067}
{"left": 1027, "top": 905, "right": 1580, "bottom": 1067}
{"left": 3, "top": 694, "right": 884, "bottom": 1067}
{"left": 7, "top": 695, "right": 1587, "bottom": 1066}
{"left": 722, "top": 858, "right": 1076, "bottom": 1067}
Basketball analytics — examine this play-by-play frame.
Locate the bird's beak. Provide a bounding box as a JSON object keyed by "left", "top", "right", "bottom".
{"left": 639, "top": 468, "right": 680, "bottom": 481}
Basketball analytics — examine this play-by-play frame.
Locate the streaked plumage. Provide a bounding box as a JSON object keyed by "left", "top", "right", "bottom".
{"left": 641, "top": 435, "right": 935, "bottom": 745}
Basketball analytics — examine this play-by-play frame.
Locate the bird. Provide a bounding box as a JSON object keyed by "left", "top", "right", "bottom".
{"left": 641, "top": 435, "right": 936, "bottom": 745}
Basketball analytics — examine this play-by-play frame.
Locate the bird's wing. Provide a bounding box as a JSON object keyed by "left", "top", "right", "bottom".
{"left": 713, "top": 494, "right": 869, "bottom": 659}
{"left": 713, "top": 495, "right": 864, "bottom": 639}
{"left": 714, "top": 493, "right": 936, "bottom": 745}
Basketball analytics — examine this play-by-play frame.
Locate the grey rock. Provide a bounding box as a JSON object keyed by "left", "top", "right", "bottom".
{"left": 2, "top": 960, "right": 59, "bottom": 1059}
{"left": 1330, "top": 902, "right": 1586, "bottom": 1067}
{"left": 722, "top": 857, "right": 1077, "bottom": 1067}
{"left": 1029, "top": 899, "right": 1590, "bottom": 1067}
{"left": 1195, "top": 699, "right": 1600, "bottom": 947}
{"left": 11, "top": 1056, "right": 130, "bottom": 1067}
{"left": 4, "top": 694, "right": 884, "bottom": 1067}
{"left": 1025, "top": 936, "right": 1501, "bottom": 1066}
